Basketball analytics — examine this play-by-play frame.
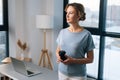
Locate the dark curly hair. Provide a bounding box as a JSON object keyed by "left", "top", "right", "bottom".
{"left": 65, "top": 3, "right": 86, "bottom": 21}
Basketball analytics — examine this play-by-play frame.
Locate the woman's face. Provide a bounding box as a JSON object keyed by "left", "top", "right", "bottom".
{"left": 66, "top": 6, "right": 80, "bottom": 24}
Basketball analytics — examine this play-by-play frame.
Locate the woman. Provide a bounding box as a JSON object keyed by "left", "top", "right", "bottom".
{"left": 56, "top": 3, "right": 95, "bottom": 80}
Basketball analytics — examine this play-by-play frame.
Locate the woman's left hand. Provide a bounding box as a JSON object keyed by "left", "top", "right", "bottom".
{"left": 62, "top": 55, "right": 75, "bottom": 64}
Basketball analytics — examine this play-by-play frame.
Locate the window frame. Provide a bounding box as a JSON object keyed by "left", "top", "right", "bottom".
{"left": 0, "top": 0, "right": 9, "bottom": 57}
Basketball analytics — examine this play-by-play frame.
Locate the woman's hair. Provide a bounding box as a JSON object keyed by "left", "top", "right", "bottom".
{"left": 65, "top": 3, "right": 86, "bottom": 21}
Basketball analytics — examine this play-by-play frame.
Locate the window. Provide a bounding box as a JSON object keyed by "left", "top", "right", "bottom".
{"left": 103, "top": 0, "right": 120, "bottom": 79}
{"left": 106, "top": 0, "right": 120, "bottom": 33}
{"left": 0, "top": 0, "right": 3, "bottom": 24}
{"left": 0, "top": 31, "right": 7, "bottom": 61}
{"left": 87, "top": 35, "right": 99, "bottom": 78}
{"left": 104, "top": 37, "right": 120, "bottom": 80}
{"left": 69, "top": 0, "right": 100, "bottom": 28}
{"left": 0, "top": 0, "right": 8, "bottom": 62}
{"left": 64, "top": 0, "right": 120, "bottom": 80}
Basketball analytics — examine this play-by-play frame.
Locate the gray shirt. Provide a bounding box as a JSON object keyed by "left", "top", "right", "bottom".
{"left": 56, "top": 28, "right": 95, "bottom": 77}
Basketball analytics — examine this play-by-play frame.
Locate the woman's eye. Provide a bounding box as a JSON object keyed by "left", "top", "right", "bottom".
{"left": 66, "top": 12, "right": 74, "bottom": 15}
{"left": 69, "top": 12, "right": 73, "bottom": 14}
{"left": 67, "top": 12, "right": 73, "bottom": 15}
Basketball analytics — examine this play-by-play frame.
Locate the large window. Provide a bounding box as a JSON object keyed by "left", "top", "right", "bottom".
{"left": 103, "top": 0, "right": 120, "bottom": 80}
{"left": 0, "top": 0, "right": 8, "bottom": 62}
{"left": 69, "top": 0, "right": 100, "bottom": 28}
{"left": 106, "top": 0, "right": 120, "bottom": 33}
{"left": 64, "top": 0, "right": 120, "bottom": 80}
{"left": 87, "top": 35, "right": 99, "bottom": 78}
{"left": 0, "top": 31, "right": 7, "bottom": 61}
{"left": 104, "top": 37, "right": 120, "bottom": 80}
{"left": 0, "top": 0, "right": 3, "bottom": 24}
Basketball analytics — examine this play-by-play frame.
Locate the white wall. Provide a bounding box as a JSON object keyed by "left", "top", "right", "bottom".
{"left": 8, "top": 0, "right": 63, "bottom": 71}
{"left": 9, "top": 0, "right": 25, "bottom": 57}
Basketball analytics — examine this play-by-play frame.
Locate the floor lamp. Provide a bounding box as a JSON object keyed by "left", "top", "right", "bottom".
{"left": 36, "top": 15, "right": 53, "bottom": 70}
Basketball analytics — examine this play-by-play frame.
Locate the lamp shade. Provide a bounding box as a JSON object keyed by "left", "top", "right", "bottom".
{"left": 36, "top": 15, "right": 53, "bottom": 29}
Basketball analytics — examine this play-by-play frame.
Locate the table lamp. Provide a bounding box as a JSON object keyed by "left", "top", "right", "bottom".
{"left": 36, "top": 15, "right": 53, "bottom": 70}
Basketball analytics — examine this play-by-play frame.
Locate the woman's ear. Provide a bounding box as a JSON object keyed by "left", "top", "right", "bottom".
{"left": 77, "top": 12, "right": 81, "bottom": 20}
{"left": 77, "top": 15, "right": 81, "bottom": 21}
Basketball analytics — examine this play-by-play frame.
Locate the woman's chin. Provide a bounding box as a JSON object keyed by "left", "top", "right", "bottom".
{"left": 67, "top": 21, "right": 71, "bottom": 23}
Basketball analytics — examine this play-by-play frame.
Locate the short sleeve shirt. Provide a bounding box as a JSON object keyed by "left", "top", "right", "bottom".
{"left": 56, "top": 28, "right": 95, "bottom": 77}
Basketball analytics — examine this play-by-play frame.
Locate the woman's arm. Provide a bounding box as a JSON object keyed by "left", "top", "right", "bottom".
{"left": 63, "top": 50, "right": 94, "bottom": 64}
{"left": 74, "top": 50, "right": 94, "bottom": 64}
{"left": 56, "top": 46, "right": 63, "bottom": 63}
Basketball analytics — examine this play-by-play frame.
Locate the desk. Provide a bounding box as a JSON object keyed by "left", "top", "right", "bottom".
{"left": 1, "top": 57, "right": 32, "bottom": 63}
{"left": 0, "top": 62, "right": 58, "bottom": 80}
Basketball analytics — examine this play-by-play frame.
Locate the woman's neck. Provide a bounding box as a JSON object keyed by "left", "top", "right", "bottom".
{"left": 68, "top": 24, "right": 83, "bottom": 32}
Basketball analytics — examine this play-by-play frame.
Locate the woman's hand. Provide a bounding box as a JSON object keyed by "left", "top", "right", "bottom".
{"left": 62, "top": 50, "right": 94, "bottom": 64}
{"left": 56, "top": 54, "right": 63, "bottom": 63}
{"left": 56, "top": 46, "right": 64, "bottom": 63}
{"left": 62, "top": 55, "right": 75, "bottom": 64}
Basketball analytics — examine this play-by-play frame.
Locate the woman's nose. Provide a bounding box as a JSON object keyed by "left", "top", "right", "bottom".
{"left": 66, "top": 13, "right": 69, "bottom": 18}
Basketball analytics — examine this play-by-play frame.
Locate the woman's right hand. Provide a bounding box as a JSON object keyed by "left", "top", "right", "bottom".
{"left": 56, "top": 46, "right": 63, "bottom": 63}
{"left": 56, "top": 54, "right": 63, "bottom": 63}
